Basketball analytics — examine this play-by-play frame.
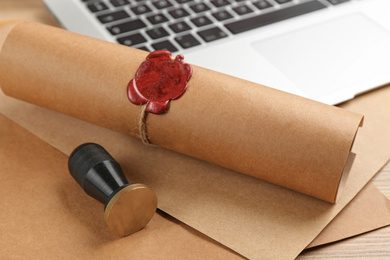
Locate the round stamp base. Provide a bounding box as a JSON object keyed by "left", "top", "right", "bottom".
{"left": 104, "top": 183, "right": 157, "bottom": 237}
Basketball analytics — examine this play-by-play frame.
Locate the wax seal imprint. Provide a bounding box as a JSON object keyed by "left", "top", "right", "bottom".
{"left": 127, "top": 50, "right": 193, "bottom": 114}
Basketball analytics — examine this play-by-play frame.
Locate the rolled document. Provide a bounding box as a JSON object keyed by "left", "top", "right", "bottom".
{"left": 0, "top": 21, "right": 363, "bottom": 202}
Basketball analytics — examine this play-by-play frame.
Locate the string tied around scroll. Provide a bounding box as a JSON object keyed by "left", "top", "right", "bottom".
{"left": 139, "top": 104, "right": 151, "bottom": 145}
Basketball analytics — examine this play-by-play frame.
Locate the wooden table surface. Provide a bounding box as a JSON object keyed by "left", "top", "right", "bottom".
{"left": 1, "top": 1, "right": 389, "bottom": 259}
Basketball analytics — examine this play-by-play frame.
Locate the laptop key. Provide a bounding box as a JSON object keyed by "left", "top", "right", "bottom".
{"left": 212, "top": 10, "right": 233, "bottom": 21}
{"left": 225, "top": 1, "right": 327, "bottom": 34}
{"left": 175, "top": 34, "right": 201, "bottom": 49}
{"left": 327, "top": 0, "right": 350, "bottom": 5}
{"left": 137, "top": 46, "right": 151, "bottom": 52}
{"left": 147, "top": 27, "right": 170, "bottom": 39}
{"left": 153, "top": 0, "right": 173, "bottom": 9}
{"left": 109, "top": 0, "right": 129, "bottom": 7}
{"left": 97, "top": 10, "right": 129, "bottom": 24}
{"left": 211, "top": 0, "right": 230, "bottom": 7}
{"left": 169, "top": 21, "right": 192, "bottom": 33}
{"left": 152, "top": 40, "right": 178, "bottom": 52}
{"left": 253, "top": 0, "right": 273, "bottom": 10}
{"left": 87, "top": 2, "right": 108, "bottom": 13}
{"left": 107, "top": 19, "right": 146, "bottom": 35}
{"left": 191, "top": 16, "right": 213, "bottom": 27}
{"left": 190, "top": 3, "right": 211, "bottom": 13}
{"left": 233, "top": 5, "right": 254, "bottom": 15}
{"left": 147, "top": 14, "right": 169, "bottom": 25}
{"left": 131, "top": 4, "right": 152, "bottom": 15}
{"left": 169, "top": 8, "right": 190, "bottom": 19}
{"left": 275, "top": 0, "right": 292, "bottom": 4}
{"left": 198, "top": 27, "right": 228, "bottom": 42}
{"left": 117, "top": 33, "right": 147, "bottom": 46}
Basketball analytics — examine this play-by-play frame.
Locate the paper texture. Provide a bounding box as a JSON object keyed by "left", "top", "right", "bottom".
{"left": 306, "top": 181, "right": 390, "bottom": 248}
{"left": 1, "top": 110, "right": 390, "bottom": 259}
{"left": 1, "top": 79, "right": 390, "bottom": 259}
{"left": 2, "top": 21, "right": 390, "bottom": 259}
{"left": 0, "top": 114, "right": 243, "bottom": 260}
{"left": 0, "top": 1, "right": 57, "bottom": 27}
{"left": 0, "top": 21, "right": 363, "bottom": 203}
{"left": 1, "top": 5, "right": 389, "bottom": 259}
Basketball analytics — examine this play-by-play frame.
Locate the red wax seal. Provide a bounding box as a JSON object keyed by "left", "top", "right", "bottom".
{"left": 127, "top": 50, "right": 193, "bottom": 114}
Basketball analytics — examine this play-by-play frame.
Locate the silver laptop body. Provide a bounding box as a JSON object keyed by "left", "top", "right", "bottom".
{"left": 43, "top": 0, "right": 390, "bottom": 105}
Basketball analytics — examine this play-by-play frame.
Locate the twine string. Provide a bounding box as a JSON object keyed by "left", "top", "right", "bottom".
{"left": 139, "top": 103, "right": 152, "bottom": 145}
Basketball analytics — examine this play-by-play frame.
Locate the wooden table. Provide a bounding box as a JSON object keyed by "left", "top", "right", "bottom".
{"left": 1, "top": 1, "right": 389, "bottom": 258}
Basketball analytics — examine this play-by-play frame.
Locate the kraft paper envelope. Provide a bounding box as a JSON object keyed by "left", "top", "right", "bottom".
{"left": 0, "top": 21, "right": 363, "bottom": 203}
{"left": 1, "top": 112, "right": 389, "bottom": 260}
{"left": 1, "top": 22, "right": 390, "bottom": 259}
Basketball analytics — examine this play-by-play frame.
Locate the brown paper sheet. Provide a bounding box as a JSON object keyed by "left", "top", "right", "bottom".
{"left": 1, "top": 109, "right": 390, "bottom": 259}
{"left": 1, "top": 5, "right": 390, "bottom": 258}
{"left": 1, "top": 80, "right": 390, "bottom": 259}
{"left": 0, "top": 1, "right": 57, "bottom": 27}
{"left": 0, "top": 114, "right": 242, "bottom": 260}
{"left": 0, "top": 21, "right": 363, "bottom": 203}
{"left": 306, "top": 181, "right": 390, "bottom": 248}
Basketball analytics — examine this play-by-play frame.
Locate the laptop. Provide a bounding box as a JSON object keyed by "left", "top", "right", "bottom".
{"left": 43, "top": 0, "right": 390, "bottom": 105}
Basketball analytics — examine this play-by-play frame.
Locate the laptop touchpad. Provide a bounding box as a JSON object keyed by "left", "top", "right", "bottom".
{"left": 253, "top": 14, "right": 390, "bottom": 99}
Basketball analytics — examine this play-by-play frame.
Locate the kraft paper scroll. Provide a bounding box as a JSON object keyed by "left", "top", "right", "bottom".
{"left": 0, "top": 21, "right": 363, "bottom": 202}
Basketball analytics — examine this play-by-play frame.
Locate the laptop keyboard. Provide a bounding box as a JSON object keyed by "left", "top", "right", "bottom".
{"left": 81, "top": 0, "right": 349, "bottom": 53}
